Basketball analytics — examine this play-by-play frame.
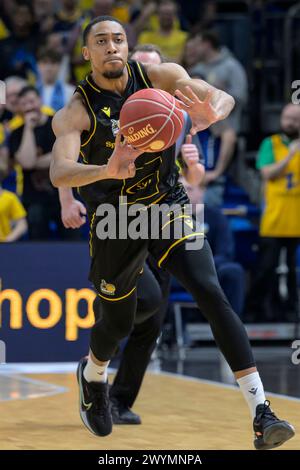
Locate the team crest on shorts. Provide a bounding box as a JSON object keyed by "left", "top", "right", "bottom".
{"left": 100, "top": 279, "right": 116, "bottom": 296}
{"left": 110, "top": 119, "right": 120, "bottom": 136}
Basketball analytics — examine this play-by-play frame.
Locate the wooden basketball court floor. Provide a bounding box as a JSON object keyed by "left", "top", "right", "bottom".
{"left": 0, "top": 367, "right": 299, "bottom": 450}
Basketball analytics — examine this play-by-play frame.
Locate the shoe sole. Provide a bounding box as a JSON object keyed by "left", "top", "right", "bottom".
{"left": 76, "top": 360, "right": 112, "bottom": 437}
{"left": 255, "top": 422, "right": 295, "bottom": 450}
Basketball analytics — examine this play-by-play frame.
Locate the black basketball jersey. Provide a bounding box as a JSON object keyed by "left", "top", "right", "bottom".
{"left": 75, "top": 60, "right": 184, "bottom": 212}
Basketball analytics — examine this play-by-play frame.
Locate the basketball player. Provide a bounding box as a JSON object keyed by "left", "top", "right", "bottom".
{"left": 50, "top": 16, "right": 295, "bottom": 449}
{"left": 58, "top": 43, "right": 203, "bottom": 425}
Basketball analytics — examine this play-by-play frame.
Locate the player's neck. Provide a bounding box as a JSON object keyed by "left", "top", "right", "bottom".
{"left": 91, "top": 67, "right": 129, "bottom": 96}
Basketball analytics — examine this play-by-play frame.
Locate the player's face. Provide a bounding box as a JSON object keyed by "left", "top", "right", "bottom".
{"left": 83, "top": 21, "right": 128, "bottom": 79}
{"left": 281, "top": 105, "right": 300, "bottom": 139}
{"left": 131, "top": 51, "right": 162, "bottom": 65}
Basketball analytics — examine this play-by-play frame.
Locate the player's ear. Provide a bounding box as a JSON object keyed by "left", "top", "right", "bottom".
{"left": 82, "top": 46, "right": 90, "bottom": 61}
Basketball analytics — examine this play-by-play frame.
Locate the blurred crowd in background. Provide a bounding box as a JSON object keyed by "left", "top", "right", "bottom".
{"left": 1, "top": 0, "right": 300, "bottom": 324}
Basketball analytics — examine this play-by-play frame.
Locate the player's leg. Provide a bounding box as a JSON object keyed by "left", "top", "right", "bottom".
{"left": 77, "top": 227, "right": 148, "bottom": 436}
{"left": 216, "top": 261, "right": 245, "bottom": 318}
{"left": 163, "top": 240, "right": 295, "bottom": 450}
{"left": 110, "top": 260, "right": 171, "bottom": 423}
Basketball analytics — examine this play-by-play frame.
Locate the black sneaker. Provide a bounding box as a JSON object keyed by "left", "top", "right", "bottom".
{"left": 110, "top": 397, "right": 142, "bottom": 425}
{"left": 76, "top": 357, "right": 112, "bottom": 436}
{"left": 253, "top": 400, "right": 295, "bottom": 450}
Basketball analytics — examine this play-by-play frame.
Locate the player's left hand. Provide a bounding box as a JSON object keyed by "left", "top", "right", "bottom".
{"left": 175, "top": 86, "right": 222, "bottom": 134}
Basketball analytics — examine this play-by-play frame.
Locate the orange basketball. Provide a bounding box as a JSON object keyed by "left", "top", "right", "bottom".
{"left": 119, "top": 88, "right": 184, "bottom": 153}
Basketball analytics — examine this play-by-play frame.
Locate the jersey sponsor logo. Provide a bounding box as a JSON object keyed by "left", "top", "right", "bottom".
{"left": 101, "top": 106, "right": 111, "bottom": 118}
{"left": 106, "top": 141, "right": 115, "bottom": 149}
{"left": 127, "top": 124, "right": 156, "bottom": 144}
{"left": 125, "top": 174, "right": 154, "bottom": 195}
{"left": 111, "top": 119, "right": 120, "bottom": 137}
{"left": 100, "top": 280, "right": 116, "bottom": 296}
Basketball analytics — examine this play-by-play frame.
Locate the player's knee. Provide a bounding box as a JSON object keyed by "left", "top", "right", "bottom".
{"left": 103, "top": 312, "right": 135, "bottom": 342}
{"left": 136, "top": 281, "right": 162, "bottom": 323}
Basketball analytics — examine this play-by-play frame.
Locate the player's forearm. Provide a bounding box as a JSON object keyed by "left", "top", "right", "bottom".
{"left": 182, "top": 164, "right": 205, "bottom": 186}
{"left": 209, "top": 87, "right": 235, "bottom": 120}
{"left": 15, "top": 126, "right": 37, "bottom": 169}
{"left": 50, "top": 159, "right": 108, "bottom": 188}
{"left": 59, "top": 187, "right": 75, "bottom": 205}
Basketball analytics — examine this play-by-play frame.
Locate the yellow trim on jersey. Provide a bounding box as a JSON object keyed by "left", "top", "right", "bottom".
{"left": 80, "top": 149, "right": 88, "bottom": 164}
{"left": 126, "top": 62, "right": 132, "bottom": 77}
{"left": 145, "top": 156, "right": 161, "bottom": 166}
{"left": 158, "top": 232, "right": 204, "bottom": 268}
{"left": 136, "top": 62, "right": 150, "bottom": 88}
{"left": 89, "top": 211, "right": 96, "bottom": 257}
{"left": 86, "top": 75, "right": 102, "bottom": 93}
{"left": 98, "top": 285, "right": 136, "bottom": 302}
{"left": 161, "top": 214, "right": 192, "bottom": 232}
{"left": 78, "top": 85, "right": 97, "bottom": 147}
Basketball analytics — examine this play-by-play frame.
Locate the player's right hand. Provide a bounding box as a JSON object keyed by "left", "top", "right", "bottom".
{"left": 61, "top": 199, "right": 87, "bottom": 229}
{"left": 105, "top": 132, "right": 144, "bottom": 180}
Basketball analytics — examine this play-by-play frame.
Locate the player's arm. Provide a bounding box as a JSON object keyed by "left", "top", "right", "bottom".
{"left": 50, "top": 96, "right": 105, "bottom": 187}
{"left": 146, "top": 62, "right": 235, "bottom": 133}
{"left": 50, "top": 95, "right": 143, "bottom": 187}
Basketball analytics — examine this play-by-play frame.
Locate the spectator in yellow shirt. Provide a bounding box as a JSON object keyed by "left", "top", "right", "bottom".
{"left": 138, "top": 0, "right": 187, "bottom": 63}
{"left": 0, "top": 169, "right": 27, "bottom": 242}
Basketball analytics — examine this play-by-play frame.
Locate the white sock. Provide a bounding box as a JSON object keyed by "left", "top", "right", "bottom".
{"left": 237, "top": 371, "right": 266, "bottom": 419}
{"left": 83, "top": 356, "right": 109, "bottom": 383}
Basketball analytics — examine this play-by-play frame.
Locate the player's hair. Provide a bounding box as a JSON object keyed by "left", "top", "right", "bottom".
{"left": 83, "top": 16, "right": 125, "bottom": 45}
{"left": 18, "top": 85, "right": 40, "bottom": 99}
{"left": 130, "top": 44, "right": 165, "bottom": 63}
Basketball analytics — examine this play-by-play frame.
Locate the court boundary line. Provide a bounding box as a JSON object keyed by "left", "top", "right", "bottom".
{"left": 0, "top": 373, "right": 68, "bottom": 402}
{"left": 1, "top": 362, "right": 300, "bottom": 404}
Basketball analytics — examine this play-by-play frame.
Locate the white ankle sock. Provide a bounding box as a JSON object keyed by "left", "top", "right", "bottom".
{"left": 237, "top": 371, "right": 266, "bottom": 419}
{"left": 83, "top": 356, "right": 109, "bottom": 383}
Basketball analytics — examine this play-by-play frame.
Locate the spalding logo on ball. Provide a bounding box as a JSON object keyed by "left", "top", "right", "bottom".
{"left": 119, "top": 88, "right": 184, "bottom": 153}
